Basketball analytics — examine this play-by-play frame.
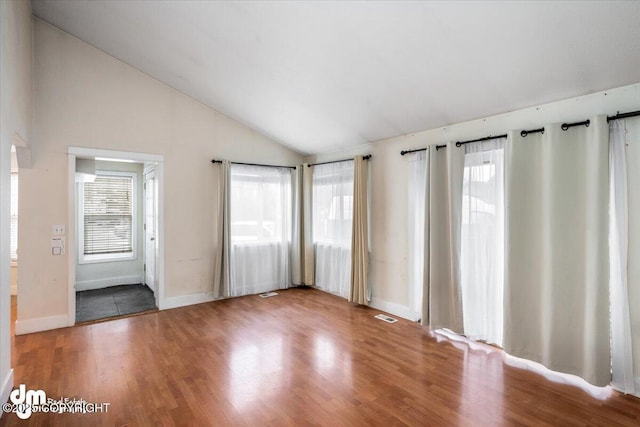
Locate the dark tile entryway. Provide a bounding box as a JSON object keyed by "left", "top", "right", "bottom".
{"left": 76, "top": 284, "right": 157, "bottom": 323}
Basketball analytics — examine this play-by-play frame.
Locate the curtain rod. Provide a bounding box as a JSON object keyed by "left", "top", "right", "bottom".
{"left": 307, "top": 154, "right": 372, "bottom": 168}
{"left": 401, "top": 134, "right": 507, "bottom": 154}
{"left": 607, "top": 110, "right": 640, "bottom": 122}
{"left": 520, "top": 128, "right": 545, "bottom": 137}
{"left": 561, "top": 119, "right": 590, "bottom": 131}
{"left": 400, "top": 109, "right": 640, "bottom": 155}
{"left": 210, "top": 159, "right": 296, "bottom": 169}
{"left": 400, "top": 148, "right": 426, "bottom": 156}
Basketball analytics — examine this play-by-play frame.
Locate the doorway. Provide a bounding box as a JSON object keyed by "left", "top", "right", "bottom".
{"left": 67, "top": 147, "right": 165, "bottom": 325}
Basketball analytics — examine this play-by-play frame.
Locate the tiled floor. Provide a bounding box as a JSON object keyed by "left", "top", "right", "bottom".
{"left": 75, "top": 284, "right": 157, "bottom": 323}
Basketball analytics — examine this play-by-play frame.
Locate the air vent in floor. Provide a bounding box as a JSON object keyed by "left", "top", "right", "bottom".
{"left": 374, "top": 314, "right": 398, "bottom": 323}
{"left": 259, "top": 292, "right": 278, "bottom": 298}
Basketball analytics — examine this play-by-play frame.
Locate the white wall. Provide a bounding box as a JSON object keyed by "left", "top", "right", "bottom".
{"left": 75, "top": 160, "right": 145, "bottom": 291}
{"left": 0, "top": 0, "right": 32, "bottom": 408}
{"left": 18, "top": 18, "right": 303, "bottom": 331}
{"left": 306, "top": 83, "right": 640, "bottom": 320}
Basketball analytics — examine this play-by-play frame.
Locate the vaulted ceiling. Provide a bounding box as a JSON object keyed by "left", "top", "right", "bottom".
{"left": 31, "top": 1, "right": 640, "bottom": 155}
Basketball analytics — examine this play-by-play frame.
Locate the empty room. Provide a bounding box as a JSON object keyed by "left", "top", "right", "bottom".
{"left": 1, "top": 0, "right": 640, "bottom": 425}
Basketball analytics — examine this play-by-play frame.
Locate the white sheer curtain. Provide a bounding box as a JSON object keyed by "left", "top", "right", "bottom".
{"left": 610, "top": 118, "right": 639, "bottom": 396}
{"left": 460, "top": 139, "right": 505, "bottom": 346}
{"left": 504, "top": 117, "right": 610, "bottom": 387}
{"left": 313, "top": 160, "right": 354, "bottom": 298}
{"left": 407, "top": 151, "right": 427, "bottom": 321}
{"left": 229, "top": 164, "right": 291, "bottom": 296}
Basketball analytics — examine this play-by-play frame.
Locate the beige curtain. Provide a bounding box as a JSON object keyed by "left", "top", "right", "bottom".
{"left": 212, "top": 160, "right": 231, "bottom": 298}
{"left": 423, "top": 143, "right": 465, "bottom": 332}
{"left": 284, "top": 164, "right": 315, "bottom": 287}
{"left": 302, "top": 163, "right": 315, "bottom": 285}
{"left": 349, "top": 155, "right": 369, "bottom": 304}
{"left": 291, "top": 166, "right": 303, "bottom": 285}
{"left": 503, "top": 116, "right": 610, "bottom": 386}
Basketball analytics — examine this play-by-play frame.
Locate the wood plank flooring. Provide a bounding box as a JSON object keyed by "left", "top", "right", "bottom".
{"left": 2, "top": 288, "right": 639, "bottom": 426}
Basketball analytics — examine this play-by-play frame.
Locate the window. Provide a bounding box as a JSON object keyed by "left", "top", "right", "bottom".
{"left": 79, "top": 171, "right": 136, "bottom": 263}
{"left": 312, "top": 160, "right": 354, "bottom": 298}
{"left": 460, "top": 141, "right": 505, "bottom": 346}
{"left": 10, "top": 172, "right": 18, "bottom": 260}
{"left": 312, "top": 161, "right": 354, "bottom": 245}
{"left": 230, "top": 165, "right": 291, "bottom": 244}
{"left": 229, "top": 164, "right": 292, "bottom": 296}
{"left": 407, "top": 151, "right": 427, "bottom": 321}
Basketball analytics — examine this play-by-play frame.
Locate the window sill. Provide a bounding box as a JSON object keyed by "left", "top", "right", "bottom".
{"left": 79, "top": 253, "right": 136, "bottom": 265}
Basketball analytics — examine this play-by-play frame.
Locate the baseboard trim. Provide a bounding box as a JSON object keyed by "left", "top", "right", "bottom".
{"left": 15, "top": 314, "right": 70, "bottom": 335}
{"left": 76, "top": 274, "right": 144, "bottom": 292}
{"left": 369, "top": 298, "right": 418, "bottom": 322}
{"left": 161, "top": 292, "right": 219, "bottom": 310}
{"left": 0, "top": 369, "right": 13, "bottom": 412}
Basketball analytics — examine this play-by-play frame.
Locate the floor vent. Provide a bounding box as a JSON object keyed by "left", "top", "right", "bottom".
{"left": 374, "top": 314, "right": 398, "bottom": 323}
{"left": 259, "top": 292, "right": 278, "bottom": 298}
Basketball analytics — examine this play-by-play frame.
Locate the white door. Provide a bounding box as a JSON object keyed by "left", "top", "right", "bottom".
{"left": 144, "top": 170, "right": 157, "bottom": 291}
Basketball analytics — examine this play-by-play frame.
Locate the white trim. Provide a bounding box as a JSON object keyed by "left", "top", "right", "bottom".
{"left": 78, "top": 170, "right": 138, "bottom": 264}
{"left": 15, "top": 314, "right": 69, "bottom": 335}
{"left": 0, "top": 369, "right": 13, "bottom": 411}
{"left": 68, "top": 146, "right": 163, "bottom": 163}
{"left": 162, "top": 293, "right": 219, "bottom": 310}
{"left": 76, "top": 274, "right": 144, "bottom": 292}
{"left": 68, "top": 154, "right": 76, "bottom": 326}
{"left": 155, "top": 162, "right": 165, "bottom": 310}
{"left": 369, "top": 297, "right": 417, "bottom": 322}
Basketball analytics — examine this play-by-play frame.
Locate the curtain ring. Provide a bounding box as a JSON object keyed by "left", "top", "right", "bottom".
{"left": 520, "top": 130, "right": 528, "bottom": 137}
{"left": 455, "top": 142, "right": 462, "bottom": 148}
{"left": 561, "top": 123, "right": 569, "bottom": 131}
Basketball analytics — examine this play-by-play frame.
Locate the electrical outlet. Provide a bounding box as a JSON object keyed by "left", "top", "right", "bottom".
{"left": 53, "top": 224, "right": 65, "bottom": 235}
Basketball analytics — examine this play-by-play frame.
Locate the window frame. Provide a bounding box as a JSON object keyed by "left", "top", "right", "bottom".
{"left": 78, "top": 170, "right": 138, "bottom": 264}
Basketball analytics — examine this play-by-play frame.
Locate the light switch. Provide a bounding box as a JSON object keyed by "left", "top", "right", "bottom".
{"left": 53, "top": 224, "right": 65, "bottom": 235}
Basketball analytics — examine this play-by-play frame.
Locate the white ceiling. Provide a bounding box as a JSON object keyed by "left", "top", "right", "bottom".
{"left": 31, "top": 1, "right": 640, "bottom": 155}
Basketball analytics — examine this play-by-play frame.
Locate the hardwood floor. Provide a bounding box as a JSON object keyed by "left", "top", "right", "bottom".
{"left": 2, "top": 288, "right": 639, "bottom": 426}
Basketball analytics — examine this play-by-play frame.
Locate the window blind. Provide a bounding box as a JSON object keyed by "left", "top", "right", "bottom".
{"left": 83, "top": 175, "right": 133, "bottom": 255}
{"left": 10, "top": 172, "right": 18, "bottom": 260}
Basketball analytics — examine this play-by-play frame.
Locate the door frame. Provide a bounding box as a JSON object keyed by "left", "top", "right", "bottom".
{"left": 143, "top": 165, "right": 158, "bottom": 304}
{"left": 67, "top": 147, "right": 166, "bottom": 326}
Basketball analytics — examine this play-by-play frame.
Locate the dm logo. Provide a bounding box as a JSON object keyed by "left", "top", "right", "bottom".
{"left": 9, "top": 384, "right": 46, "bottom": 420}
